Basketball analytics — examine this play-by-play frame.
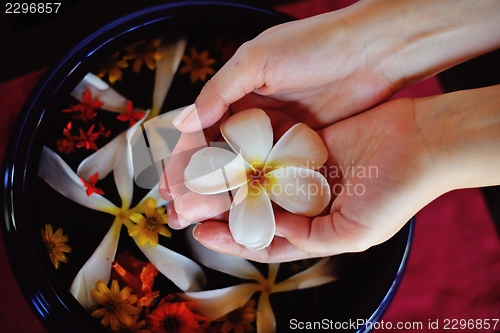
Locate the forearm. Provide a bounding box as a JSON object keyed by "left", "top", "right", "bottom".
{"left": 415, "top": 84, "right": 500, "bottom": 192}
{"left": 341, "top": 0, "right": 500, "bottom": 90}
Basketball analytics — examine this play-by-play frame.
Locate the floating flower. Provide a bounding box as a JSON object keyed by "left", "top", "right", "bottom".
{"left": 90, "top": 279, "right": 140, "bottom": 331}
{"left": 128, "top": 197, "right": 171, "bottom": 247}
{"left": 80, "top": 172, "right": 105, "bottom": 196}
{"left": 41, "top": 224, "right": 72, "bottom": 269}
{"left": 117, "top": 101, "right": 146, "bottom": 128}
{"left": 148, "top": 299, "right": 210, "bottom": 333}
{"left": 216, "top": 299, "right": 256, "bottom": 333}
{"left": 182, "top": 235, "right": 337, "bottom": 333}
{"left": 76, "top": 124, "right": 100, "bottom": 150}
{"left": 124, "top": 39, "right": 163, "bottom": 73}
{"left": 96, "top": 52, "right": 129, "bottom": 84}
{"left": 62, "top": 89, "right": 104, "bottom": 122}
{"left": 184, "top": 108, "right": 331, "bottom": 249}
{"left": 115, "top": 315, "right": 150, "bottom": 333}
{"left": 179, "top": 47, "right": 216, "bottom": 83}
{"left": 56, "top": 122, "right": 77, "bottom": 154}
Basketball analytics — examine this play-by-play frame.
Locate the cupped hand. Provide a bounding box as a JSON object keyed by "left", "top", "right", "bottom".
{"left": 171, "top": 4, "right": 399, "bottom": 134}
{"left": 169, "top": 97, "right": 447, "bottom": 262}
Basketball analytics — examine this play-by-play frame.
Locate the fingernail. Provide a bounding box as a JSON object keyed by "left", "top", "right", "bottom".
{"left": 173, "top": 104, "right": 197, "bottom": 128}
{"left": 192, "top": 224, "right": 200, "bottom": 241}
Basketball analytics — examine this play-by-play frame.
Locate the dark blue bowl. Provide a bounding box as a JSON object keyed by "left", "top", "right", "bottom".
{"left": 1, "top": 2, "right": 413, "bottom": 332}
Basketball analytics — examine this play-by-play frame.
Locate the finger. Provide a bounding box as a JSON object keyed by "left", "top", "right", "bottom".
{"left": 158, "top": 131, "right": 208, "bottom": 200}
{"left": 174, "top": 192, "right": 230, "bottom": 223}
{"left": 173, "top": 42, "right": 267, "bottom": 133}
{"left": 167, "top": 201, "right": 192, "bottom": 230}
{"left": 193, "top": 221, "right": 313, "bottom": 263}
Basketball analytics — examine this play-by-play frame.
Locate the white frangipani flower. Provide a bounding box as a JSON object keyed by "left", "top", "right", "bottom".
{"left": 184, "top": 108, "right": 331, "bottom": 250}
{"left": 182, "top": 233, "right": 337, "bottom": 333}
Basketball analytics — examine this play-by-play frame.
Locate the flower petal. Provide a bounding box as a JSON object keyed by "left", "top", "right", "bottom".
{"left": 272, "top": 258, "right": 337, "bottom": 293}
{"left": 151, "top": 36, "right": 187, "bottom": 118}
{"left": 257, "top": 293, "right": 276, "bottom": 333}
{"left": 186, "top": 226, "right": 265, "bottom": 282}
{"left": 220, "top": 108, "right": 272, "bottom": 166}
{"left": 113, "top": 139, "right": 134, "bottom": 209}
{"left": 132, "top": 182, "right": 168, "bottom": 213}
{"left": 184, "top": 147, "right": 248, "bottom": 195}
{"left": 71, "top": 73, "right": 128, "bottom": 112}
{"left": 229, "top": 185, "right": 275, "bottom": 250}
{"left": 69, "top": 220, "right": 121, "bottom": 309}
{"left": 181, "top": 284, "right": 261, "bottom": 320}
{"left": 39, "top": 147, "right": 119, "bottom": 215}
{"left": 78, "top": 111, "right": 147, "bottom": 181}
{"left": 266, "top": 123, "right": 328, "bottom": 169}
{"left": 267, "top": 167, "right": 331, "bottom": 216}
{"left": 137, "top": 242, "right": 205, "bottom": 292}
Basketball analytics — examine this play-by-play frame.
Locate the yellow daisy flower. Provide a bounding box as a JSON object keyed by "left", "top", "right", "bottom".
{"left": 124, "top": 38, "right": 163, "bottom": 73}
{"left": 179, "top": 47, "right": 216, "bottom": 83}
{"left": 216, "top": 299, "right": 257, "bottom": 333}
{"left": 128, "top": 198, "right": 171, "bottom": 247}
{"left": 90, "top": 280, "right": 140, "bottom": 331}
{"left": 41, "top": 224, "right": 72, "bottom": 269}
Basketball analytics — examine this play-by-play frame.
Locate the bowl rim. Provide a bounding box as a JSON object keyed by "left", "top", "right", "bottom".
{"left": 1, "top": 1, "right": 413, "bottom": 332}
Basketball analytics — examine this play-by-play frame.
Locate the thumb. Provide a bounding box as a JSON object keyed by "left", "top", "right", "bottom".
{"left": 172, "top": 43, "right": 266, "bottom": 133}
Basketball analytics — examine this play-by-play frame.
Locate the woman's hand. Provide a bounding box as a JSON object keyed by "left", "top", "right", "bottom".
{"left": 170, "top": 85, "right": 500, "bottom": 262}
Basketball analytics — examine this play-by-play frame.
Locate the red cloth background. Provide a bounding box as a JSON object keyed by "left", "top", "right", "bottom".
{"left": 1, "top": 1, "right": 499, "bottom": 332}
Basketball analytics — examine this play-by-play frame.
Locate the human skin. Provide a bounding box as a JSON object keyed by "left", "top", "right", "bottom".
{"left": 160, "top": 0, "right": 500, "bottom": 261}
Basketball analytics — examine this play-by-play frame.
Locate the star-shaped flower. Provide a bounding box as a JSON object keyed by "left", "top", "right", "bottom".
{"left": 117, "top": 101, "right": 146, "bottom": 127}
{"left": 62, "top": 89, "right": 104, "bottom": 122}
{"left": 184, "top": 108, "right": 331, "bottom": 249}
{"left": 80, "top": 172, "right": 104, "bottom": 196}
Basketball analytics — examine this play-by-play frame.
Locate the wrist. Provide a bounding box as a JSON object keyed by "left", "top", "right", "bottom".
{"left": 344, "top": 0, "right": 500, "bottom": 91}
{"left": 414, "top": 85, "right": 500, "bottom": 192}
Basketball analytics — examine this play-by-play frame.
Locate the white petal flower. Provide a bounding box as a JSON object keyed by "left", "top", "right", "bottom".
{"left": 184, "top": 108, "right": 331, "bottom": 249}
{"left": 183, "top": 232, "right": 337, "bottom": 333}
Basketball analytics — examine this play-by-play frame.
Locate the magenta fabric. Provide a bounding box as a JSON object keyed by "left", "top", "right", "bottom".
{"left": 1, "top": 1, "right": 499, "bottom": 332}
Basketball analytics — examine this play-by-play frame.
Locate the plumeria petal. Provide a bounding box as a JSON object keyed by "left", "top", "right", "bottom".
{"left": 272, "top": 258, "right": 337, "bottom": 293}
{"left": 229, "top": 185, "right": 275, "bottom": 250}
{"left": 257, "top": 293, "right": 276, "bottom": 333}
{"left": 186, "top": 227, "right": 265, "bottom": 283}
{"left": 69, "top": 220, "right": 121, "bottom": 309}
{"left": 182, "top": 284, "right": 261, "bottom": 320}
{"left": 72, "top": 73, "right": 128, "bottom": 112}
{"left": 265, "top": 123, "right": 328, "bottom": 169}
{"left": 77, "top": 109, "right": 148, "bottom": 181}
{"left": 137, "top": 242, "right": 205, "bottom": 292}
{"left": 151, "top": 36, "right": 187, "bottom": 118}
{"left": 39, "top": 147, "right": 119, "bottom": 215}
{"left": 267, "top": 167, "right": 331, "bottom": 216}
{"left": 184, "top": 147, "right": 248, "bottom": 195}
{"left": 220, "top": 108, "right": 273, "bottom": 166}
{"left": 113, "top": 139, "right": 134, "bottom": 209}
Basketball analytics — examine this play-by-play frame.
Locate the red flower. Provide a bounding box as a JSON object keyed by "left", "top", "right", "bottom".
{"left": 80, "top": 172, "right": 104, "bottom": 196}
{"left": 62, "top": 89, "right": 104, "bottom": 122}
{"left": 56, "top": 122, "right": 77, "bottom": 153}
{"left": 117, "top": 101, "right": 145, "bottom": 127}
{"left": 76, "top": 124, "right": 100, "bottom": 150}
{"left": 148, "top": 299, "right": 210, "bottom": 333}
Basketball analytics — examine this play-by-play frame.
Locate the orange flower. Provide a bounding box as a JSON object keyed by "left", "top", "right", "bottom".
{"left": 97, "top": 52, "right": 129, "bottom": 84}
{"left": 41, "top": 224, "right": 72, "bottom": 269}
{"left": 216, "top": 299, "right": 256, "bottom": 333}
{"left": 148, "top": 299, "right": 210, "bottom": 333}
{"left": 124, "top": 39, "right": 163, "bottom": 73}
{"left": 179, "top": 47, "right": 216, "bottom": 83}
{"left": 90, "top": 280, "right": 140, "bottom": 331}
